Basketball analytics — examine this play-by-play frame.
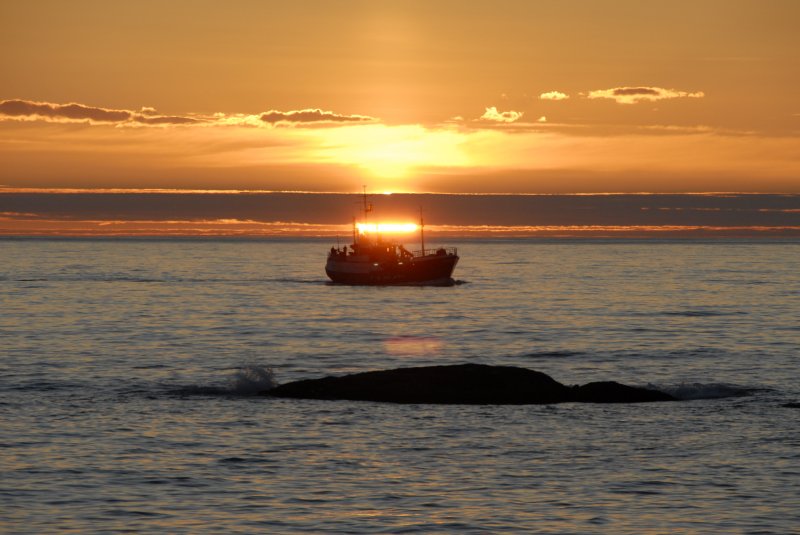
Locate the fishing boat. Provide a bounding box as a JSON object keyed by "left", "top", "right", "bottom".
{"left": 325, "top": 191, "right": 459, "bottom": 285}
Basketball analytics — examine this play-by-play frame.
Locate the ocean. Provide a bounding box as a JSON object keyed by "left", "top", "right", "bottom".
{"left": 2, "top": 237, "right": 799, "bottom": 533}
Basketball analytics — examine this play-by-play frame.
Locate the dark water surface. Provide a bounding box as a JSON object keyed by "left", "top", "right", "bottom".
{"left": 2, "top": 238, "right": 799, "bottom": 533}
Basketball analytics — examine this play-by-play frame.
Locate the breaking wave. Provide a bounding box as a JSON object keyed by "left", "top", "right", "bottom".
{"left": 229, "top": 365, "right": 279, "bottom": 394}
{"left": 169, "top": 365, "right": 278, "bottom": 397}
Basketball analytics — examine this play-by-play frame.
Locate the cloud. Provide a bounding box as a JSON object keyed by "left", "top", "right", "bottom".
{"left": 586, "top": 87, "right": 705, "bottom": 104}
{"left": 479, "top": 107, "right": 524, "bottom": 123}
{"left": 260, "top": 108, "right": 375, "bottom": 125}
{"left": 0, "top": 211, "right": 41, "bottom": 220}
{"left": 0, "top": 99, "right": 380, "bottom": 128}
{"left": 136, "top": 115, "right": 202, "bottom": 125}
{"left": 641, "top": 124, "right": 714, "bottom": 134}
{"left": 539, "top": 91, "right": 569, "bottom": 101}
{"left": 0, "top": 99, "right": 201, "bottom": 125}
{"left": 0, "top": 99, "right": 132, "bottom": 123}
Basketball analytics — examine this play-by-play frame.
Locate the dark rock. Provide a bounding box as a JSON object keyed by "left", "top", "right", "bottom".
{"left": 782, "top": 402, "right": 800, "bottom": 408}
{"left": 265, "top": 363, "right": 676, "bottom": 405}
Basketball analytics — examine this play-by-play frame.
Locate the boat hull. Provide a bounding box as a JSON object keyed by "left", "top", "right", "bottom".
{"left": 326, "top": 254, "right": 459, "bottom": 285}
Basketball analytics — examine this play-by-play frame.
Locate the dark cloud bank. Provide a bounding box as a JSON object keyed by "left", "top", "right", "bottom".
{"left": 2, "top": 192, "right": 799, "bottom": 233}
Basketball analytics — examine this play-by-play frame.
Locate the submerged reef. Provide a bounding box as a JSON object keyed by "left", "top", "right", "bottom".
{"left": 263, "top": 363, "right": 676, "bottom": 404}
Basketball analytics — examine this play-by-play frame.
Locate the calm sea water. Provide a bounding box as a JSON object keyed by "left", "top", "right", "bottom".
{"left": 2, "top": 238, "right": 799, "bottom": 533}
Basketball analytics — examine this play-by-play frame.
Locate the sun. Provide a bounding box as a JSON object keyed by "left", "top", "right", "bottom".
{"left": 321, "top": 124, "right": 471, "bottom": 181}
{"left": 356, "top": 222, "right": 418, "bottom": 234}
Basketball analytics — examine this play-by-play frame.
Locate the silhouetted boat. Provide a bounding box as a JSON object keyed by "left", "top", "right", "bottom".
{"left": 325, "top": 191, "right": 459, "bottom": 285}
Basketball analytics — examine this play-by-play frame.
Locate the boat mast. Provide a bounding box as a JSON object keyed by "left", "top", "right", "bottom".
{"left": 362, "top": 185, "right": 371, "bottom": 222}
{"left": 361, "top": 185, "right": 373, "bottom": 243}
{"left": 419, "top": 206, "right": 425, "bottom": 256}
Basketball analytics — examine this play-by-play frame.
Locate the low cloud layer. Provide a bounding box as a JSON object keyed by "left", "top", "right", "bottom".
{"left": 480, "top": 107, "right": 524, "bottom": 123}
{"left": 0, "top": 99, "right": 375, "bottom": 128}
{"left": 539, "top": 91, "right": 569, "bottom": 101}
{"left": 260, "top": 108, "right": 375, "bottom": 125}
{"left": 0, "top": 99, "right": 202, "bottom": 125}
{"left": 586, "top": 87, "right": 705, "bottom": 104}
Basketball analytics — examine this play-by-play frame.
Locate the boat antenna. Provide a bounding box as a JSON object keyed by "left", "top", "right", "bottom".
{"left": 360, "top": 185, "right": 374, "bottom": 243}
{"left": 362, "top": 185, "right": 372, "bottom": 222}
{"left": 419, "top": 206, "right": 425, "bottom": 256}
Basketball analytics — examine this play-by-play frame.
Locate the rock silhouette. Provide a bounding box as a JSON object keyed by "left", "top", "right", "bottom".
{"left": 265, "top": 363, "right": 675, "bottom": 404}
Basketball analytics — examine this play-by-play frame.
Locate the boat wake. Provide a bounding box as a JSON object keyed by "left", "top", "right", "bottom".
{"left": 326, "top": 278, "right": 468, "bottom": 287}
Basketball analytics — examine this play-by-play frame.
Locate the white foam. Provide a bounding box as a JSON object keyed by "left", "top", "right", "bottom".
{"left": 228, "top": 365, "right": 278, "bottom": 395}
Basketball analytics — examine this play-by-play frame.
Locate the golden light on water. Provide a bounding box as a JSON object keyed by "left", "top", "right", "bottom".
{"left": 356, "top": 222, "right": 418, "bottom": 234}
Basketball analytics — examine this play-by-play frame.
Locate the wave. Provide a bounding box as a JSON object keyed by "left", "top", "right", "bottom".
{"left": 12, "top": 276, "right": 167, "bottom": 283}
{"left": 520, "top": 350, "right": 584, "bottom": 359}
{"left": 661, "top": 310, "right": 748, "bottom": 317}
{"left": 272, "top": 277, "right": 328, "bottom": 284}
{"left": 230, "top": 365, "right": 278, "bottom": 394}
{"left": 9, "top": 275, "right": 332, "bottom": 285}
{"left": 621, "top": 310, "right": 748, "bottom": 318}
{"left": 647, "top": 382, "right": 759, "bottom": 400}
{"left": 5, "top": 380, "right": 88, "bottom": 392}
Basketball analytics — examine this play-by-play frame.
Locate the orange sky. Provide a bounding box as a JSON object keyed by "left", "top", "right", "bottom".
{"left": 1, "top": 0, "right": 799, "bottom": 194}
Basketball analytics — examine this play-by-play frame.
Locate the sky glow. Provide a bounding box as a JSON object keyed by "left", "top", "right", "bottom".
{"left": 0, "top": 0, "right": 798, "bottom": 234}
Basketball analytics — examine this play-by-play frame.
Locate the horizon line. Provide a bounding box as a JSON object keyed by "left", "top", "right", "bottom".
{"left": 2, "top": 188, "right": 797, "bottom": 196}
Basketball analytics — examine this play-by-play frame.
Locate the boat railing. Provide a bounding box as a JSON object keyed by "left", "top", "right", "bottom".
{"left": 411, "top": 247, "right": 458, "bottom": 258}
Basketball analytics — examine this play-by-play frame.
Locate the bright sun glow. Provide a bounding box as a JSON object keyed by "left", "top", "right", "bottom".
{"left": 324, "top": 125, "right": 471, "bottom": 179}
{"left": 356, "top": 223, "right": 418, "bottom": 234}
